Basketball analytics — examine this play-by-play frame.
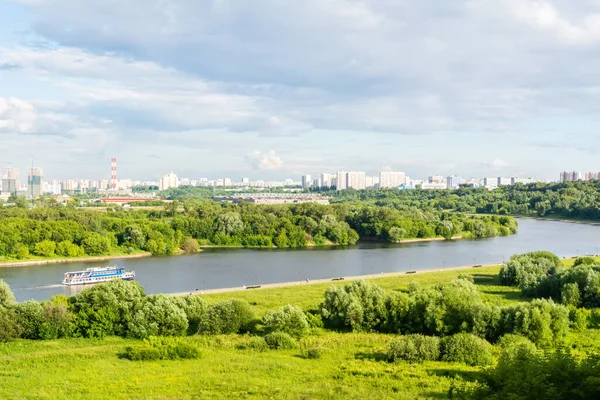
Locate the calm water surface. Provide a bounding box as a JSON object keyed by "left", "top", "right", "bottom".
{"left": 3, "top": 218, "right": 600, "bottom": 301}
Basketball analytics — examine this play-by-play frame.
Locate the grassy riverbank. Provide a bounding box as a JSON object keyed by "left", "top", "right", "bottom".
{"left": 1, "top": 256, "right": 598, "bottom": 400}
{"left": 0, "top": 250, "right": 152, "bottom": 268}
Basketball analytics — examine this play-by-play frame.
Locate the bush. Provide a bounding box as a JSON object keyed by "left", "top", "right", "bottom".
{"left": 174, "top": 296, "right": 208, "bottom": 335}
{"left": 56, "top": 241, "right": 84, "bottom": 258}
{"left": 34, "top": 240, "right": 56, "bottom": 257}
{"left": 440, "top": 333, "right": 494, "bottom": 366}
{"left": 197, "top": 299, "right": 255, "bottom": 335}
{"left": 264, "top": 332, "right": 297, "bottom": 350}
{"left": 69, "top": 280, "right": 145, "bottom": 338}
{"left": 569, "top": 307, "right": 589, "bottom": 332}
{"left": 127, "top": 295, "right": 188, "bottom": 339}
{"left": 0, "top": 280, "right": 15, "bottom": 307}
{"left": 14, "top": 300, "right": 44, "bottom": 339}
{"left": 321, "top": 280, "right": 387, "bottom": 331}
{"left": 387, "top": 334, "right": 440, "bottom": 363}
{"left": 306, "top": 348, "right": 322, "bottom": 359}
{"left": 499, "top": 252, "right": 561, "bottom": 292}
{"left": 124, "top": 337, "right": 201, "bottom": 361}
{"left": 0, "top": 306, "right": 21, "bottom": 342}
{"left": 181, "top": 237, "right": 199, "bottom": 253}
{"left": 39, "top": 296, "right": 75, "bottom": 339}
{"left": 262, "top": 305, "right": 309, "bottom": 338}
{"left": 472, "top": 349, "right": 600, "bottom": 400}
{"left": 561, "top": 282, "right": 581, "bottom": 307}
{"left": 305, "top": 311, "right": 324, "bottom": 329}
{"left": 573, "top": 257, "right": 597, "bottom": 267}
{"left": 238, "top": 336, "right": 269, "bottom": 352}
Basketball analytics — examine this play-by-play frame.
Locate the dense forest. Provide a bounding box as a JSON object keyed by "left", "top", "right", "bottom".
{"left": 0, "top": 202, "right": 516, "bottom": 260}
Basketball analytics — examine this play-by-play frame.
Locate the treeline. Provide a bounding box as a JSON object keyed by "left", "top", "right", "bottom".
{"left": 0, "top": 202, "right": 517, "bottom": 259}
{"left": 327, "top": 180, "right": 600, "bottom": 219}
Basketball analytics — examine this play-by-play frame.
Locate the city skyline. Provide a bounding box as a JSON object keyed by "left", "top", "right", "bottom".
{"left": 2, "top": 2, "right": 600, "bottom": 179}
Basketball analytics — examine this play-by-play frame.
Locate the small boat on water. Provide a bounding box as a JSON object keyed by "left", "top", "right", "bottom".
{"left": 62, "top": 266, "right": 135, "bottom": 286}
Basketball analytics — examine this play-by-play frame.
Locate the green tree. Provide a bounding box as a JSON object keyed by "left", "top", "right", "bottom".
{"left": 34, "top": 240, "right": 57, "bottom": 257}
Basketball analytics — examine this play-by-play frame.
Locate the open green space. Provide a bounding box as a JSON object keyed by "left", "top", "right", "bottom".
{"left": 1, "top": 255, "right": 598, "bottom": 400}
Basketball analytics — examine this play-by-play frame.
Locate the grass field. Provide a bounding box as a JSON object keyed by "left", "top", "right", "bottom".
{"left": 0, "top": 257, "right": 595, "bottom": 400}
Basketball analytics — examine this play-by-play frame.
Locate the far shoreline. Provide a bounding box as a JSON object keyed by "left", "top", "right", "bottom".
{"left": 0, "top": 252, "right": 152, "bottom": 268}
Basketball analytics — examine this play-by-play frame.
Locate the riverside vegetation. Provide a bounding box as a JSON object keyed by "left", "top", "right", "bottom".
{"left": 0, "top": 201, "right": 516, "bottom": 262}
{"left": 1, "top": 252, "right": 600, "bottom": 399}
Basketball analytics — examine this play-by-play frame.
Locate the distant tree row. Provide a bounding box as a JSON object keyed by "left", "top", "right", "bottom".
{"left": 325, "top": 180, "right": 600, "bottom": 219}
{"left": 0, "top": 201, "right": 517, "bottom": 259}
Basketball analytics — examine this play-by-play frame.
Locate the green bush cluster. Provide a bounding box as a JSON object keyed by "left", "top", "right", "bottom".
{"left": 500, "top": 253, "right": 600, "bottom": 309}
{"left": 440, "top": 333, "right": 494, "bottom": 366}
{"left": 321, "top": 279, "right": 570, "bottom": 346}
{"left": 469, "top": 348, "right": 600, "bottom": 399}
{"left": 197, "top": 299, "right": 255, "bottom": 335}
{"left": 387, "top": 334, "right": 440, "bottom": 363}
{"left": 264, "top": 332, "right": 297, "bottom": 350}
{"left": 124, "top": 337, "right": 201, "bottom": 361}
{"left": 261, "top": 305, "right": 310, "bottom": 338}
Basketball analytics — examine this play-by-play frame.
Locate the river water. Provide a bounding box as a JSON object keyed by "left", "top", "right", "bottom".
{"left": 3, "top": 218, "right": 600, "bottom": 302}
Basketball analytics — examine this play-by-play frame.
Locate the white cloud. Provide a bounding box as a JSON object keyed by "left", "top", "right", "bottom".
{"left": 245, "top": 150, "right": 283, "bottom": 170}
{"left": 491, "top": 158, "right": 511, "bottom": 169}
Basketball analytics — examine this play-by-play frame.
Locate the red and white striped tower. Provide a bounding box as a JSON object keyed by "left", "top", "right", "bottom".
{"left": 110, "top": 158, "right": 117, "bottom": 189}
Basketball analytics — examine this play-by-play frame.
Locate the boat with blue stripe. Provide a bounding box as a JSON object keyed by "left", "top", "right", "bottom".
{"left": 62, "top": 266, "right": 135, "bottom": 286}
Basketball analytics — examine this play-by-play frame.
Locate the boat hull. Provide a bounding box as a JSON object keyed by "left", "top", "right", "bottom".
{"left": 62, "top": 276, "right": 136, "bottom": 286}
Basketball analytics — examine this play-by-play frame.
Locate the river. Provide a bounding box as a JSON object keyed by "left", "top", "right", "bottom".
{"left": 2, "top": 218, "right": 600, "bottom": 302}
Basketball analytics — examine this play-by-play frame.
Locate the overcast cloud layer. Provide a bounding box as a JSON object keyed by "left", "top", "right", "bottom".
{"left": 1, "top": 0, "right": 600, "bottom": 180}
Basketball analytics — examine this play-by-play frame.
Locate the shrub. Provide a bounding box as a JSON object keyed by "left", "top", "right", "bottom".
{"left": 321, "top": 280, "right": 387, "bottom": 332}
{"left": 181, "top": 237, "right": 199, "bottom": 253}
{"left": 238, "top": 336, "right": 269, "bottom": 352}
{"left": 387, "top": 334, "right": 440, "bottom": 363}
{"left": 174, "top": 296, "right": 208, "bottom": 335}
{"left": 561, "top": 282, "right": 581, "bottom": 307}
{"left": 472, "top": 349, "right": 600, "bottom": 400}
{"left": 56, "top": 241, "right": 84, "bottom": 258}
{"left": 197, "top": 299, "right": 255, "bottom": 335}
{"left": 569, "top": 307, "right": 589, "bottom": 332}
{"left": 124, "top": 337, "right": 201, "bottom": 361}
{"left": 39, "top": 296, "right": 75, "bottom": 339}
{"left": 14, "top": 300, "right": 44, "bottom": 339}
{"left": 34, "top": 240, "right": 56, "bottom": 257}
{"left": 499, "top": 251, "right": 561, "bottom": 291}
{"left": 0, "top": 280, "right": 15, "bottom": 307}
{"left": 573, "top": 257, "right": 597, "bottom": 267}
{"left": 306, "top": 348, "right": 322, "bottom": 359}
{"left": 264, "top": 332, "right": 297, "bottom": 350}
{"left": 262, "top": 305, "right": 309, "bottom": 338}
{"left": 0, "top": 306, "right": 21, "bottom": 342}
{"left": 69, "top": 280, "right": 145, "bottom": 338}
{"left": 305, "top": 311, "right": 324, "bottom": 329}
{"left": 127, "top": 295, "right": 188, "bottom": 339}
{"left": 440, "top": 333, "right": 494, "bottom": 366}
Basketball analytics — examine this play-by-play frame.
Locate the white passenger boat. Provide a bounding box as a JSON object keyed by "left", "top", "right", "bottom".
{"left": 62, "top": 266, "right": 135, "bottom": 286}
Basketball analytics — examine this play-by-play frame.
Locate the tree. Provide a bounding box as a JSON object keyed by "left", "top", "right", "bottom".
{"left": 34, "top": 240, "right": 57, "bottom": 257}
{"left": 81, "top": 232, "right": 111, "bottom": 256}
{"left": 0, "top": 280, "right": 15, "bottom": 307}
{"left": 262, "top": 305, "right": 309, "bottom": 338}
{"left": 127, "top": 295, "right": 188, "bottom": 339}
{"left": 214, "top": 212, "right": 244, "bottom": 236}
{"left": 181, "top": 237, "right": 199, "bottom": 253}
{"left": 197, "top": 299, "right": 255, "bottom": 335}
{"left": 388, "top": 227, "right": 406, "bottom": 242}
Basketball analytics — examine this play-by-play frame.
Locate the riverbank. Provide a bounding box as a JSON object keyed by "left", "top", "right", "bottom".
{"left": 520, "top": 215, "right": 600, "bottom": 227}
{"left": 0, "top": 252, "right": 152, "bottom": 268}
{"left": 171, "top": 261, "right": 499, "bottom": 297}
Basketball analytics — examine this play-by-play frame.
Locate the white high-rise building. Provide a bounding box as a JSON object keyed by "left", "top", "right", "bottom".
{"left": 380, "top": 171, "right": 406, "bottom": 188}
{"left": 320, "top": 173, "right": 333, "bottom": 188}
{"left": 301, "top": 174, "right": 312, "bottom": 189}
{"left": 336, "top": 171, "right": 348, "bottom": 190}
{"left": 347, "top": 171, "right": 366, "bottom": 190}
{"left": 159, "top": 172, "right": 179, "bottom": 191}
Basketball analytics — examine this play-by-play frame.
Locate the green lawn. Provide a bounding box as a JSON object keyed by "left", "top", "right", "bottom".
{"left": 1, "top": 256, "right": 597, "bottom": 400}
{"left": 202, "top": 265, "right": 526, "bottom": 315}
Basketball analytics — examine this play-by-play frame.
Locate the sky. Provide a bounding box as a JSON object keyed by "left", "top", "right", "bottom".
{"left": 1, "top": 0, "right": 600, "bottom": 181}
